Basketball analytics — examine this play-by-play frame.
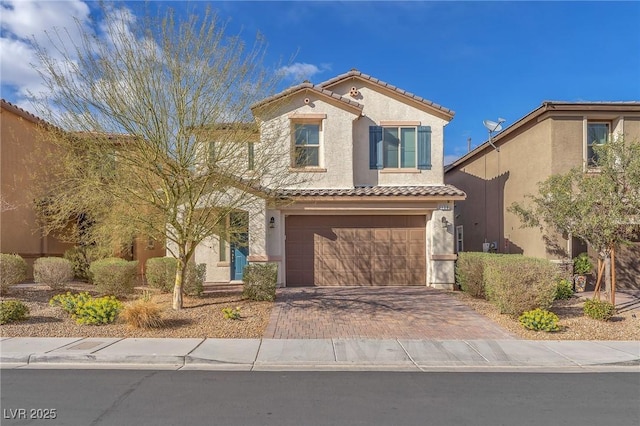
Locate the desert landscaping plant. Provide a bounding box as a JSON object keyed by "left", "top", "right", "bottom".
{"left": 519, "top": 308, "right": 560, "bottom": 332}
{"left": 573, "top": 253, "right": 593, "bottom": 275}
{"left": 583, "top": 298, "right": 616, "bottom": 321}
{"left": 222, "top": 306, "right": 242, "bottom": 320}
{"left": 89, "top": 258, "right": 138, "bottom": 297}
{"left": 483, "top": 255, "right": 558, "bottom": 316}
{"left": 33, "top": 257, "right": 74, "bottom": 291}
{"left": 242, "top": 263, "right": 277, "bottom": 302}
{"left": 554, "top": 278, "right": 574, "bottom": 300}
{"left": 121, "top": 299, "right": 164, "bottom": 329}
{"left": 455, "top": 252, "right": 495, "bottom": 298}
{"left": 0, "top": 300, "right": 30, "bottom": 325}
{"left": 50, "top": 291, "right": 122, "bottom": 325}
{"left": 0, "top": 253, "right": 27, "bottom": 294}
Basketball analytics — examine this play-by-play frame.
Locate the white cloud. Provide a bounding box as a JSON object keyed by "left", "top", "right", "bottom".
{"left": 0, "top": 0, "right": 91, "bottom": 104}
{"left": 278, "top": 62, "right": 331, "bottom": 82}
{"left": 444, "top": 154, "right": 462, "bottom": 166}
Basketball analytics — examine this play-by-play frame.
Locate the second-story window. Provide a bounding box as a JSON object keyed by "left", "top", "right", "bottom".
{"left": 369, "top": 125, "right": 431, "bottom": 170}
{"left": 586, "top": 122, "right": 609, "bottom": 166}
{"left": 383, "top": 127, "right": 416, "bottom": 168}
{"left": 293, "top": 123, "right": 320, "bottom": 167}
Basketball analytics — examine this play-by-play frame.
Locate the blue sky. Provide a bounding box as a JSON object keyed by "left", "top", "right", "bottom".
{"left": 2, "top": 1, "right": 639, "bottom": 164}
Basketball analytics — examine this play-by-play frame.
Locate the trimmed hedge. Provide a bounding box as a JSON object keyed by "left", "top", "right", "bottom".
{"left": 455, "top": 252, "right": 496, "bottom": 298}
{"left": 0, "top": 253, "right": 27, "bottom": 294}
{"left": 89, "top": 258, "right": 138, "bottom": 297}
{"left": 484, "top": 255, "right": 559, "bottom": 316}
{"left": 34, "top": 257, "right": 74, "bottom": 290}
{"left": 144, "top": 257, "right": 205, "bottom": 296}
{"left": 242, "top": 263, "right": 277, "bottom": 301}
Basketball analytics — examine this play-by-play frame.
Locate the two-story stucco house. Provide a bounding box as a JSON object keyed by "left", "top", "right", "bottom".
{"left": 445, "top": 101, "right": 640, "bottom": 289}
{"left": 194, "top": 70, "right": 465, "bottom": 289}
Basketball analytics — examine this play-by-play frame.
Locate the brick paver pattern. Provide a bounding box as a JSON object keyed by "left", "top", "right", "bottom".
{"left": 264, "top": 287, "right": 516, "bottom": 339}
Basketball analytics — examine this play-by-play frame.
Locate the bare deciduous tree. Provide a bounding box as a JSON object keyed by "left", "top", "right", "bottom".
{"left": 31, "top": 5, "right": 299, "bottom": 309}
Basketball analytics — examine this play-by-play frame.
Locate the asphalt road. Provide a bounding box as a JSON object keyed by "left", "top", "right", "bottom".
{"left": 1, "top": 370, "right": 639, "bottom": 426}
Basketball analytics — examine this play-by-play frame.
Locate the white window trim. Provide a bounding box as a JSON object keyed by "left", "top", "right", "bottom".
{"left": 381, "top": 125, "right": 418, "bottom": 169}
{"left": 584, "top": 119, "right": 611, "bottom": 169}
{"left": 291, "top": 118, "right": 323, "bottom": 169}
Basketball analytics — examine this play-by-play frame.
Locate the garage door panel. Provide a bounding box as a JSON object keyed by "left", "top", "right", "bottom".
{"left": 286, "top": 215, "right": 426, "bottom": 286}
{"left": 374, "top": 244, "right": 391, "bottom": 256}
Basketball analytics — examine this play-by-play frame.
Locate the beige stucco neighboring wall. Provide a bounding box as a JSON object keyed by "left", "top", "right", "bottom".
{"left": 446, "top": 104, "right": 640, "bottom": 281}
{"left": 0, "top": 104, "right": 75, "bottom": 277}
{"left": 447, "top": 116, "right": 555, "bottom": 258}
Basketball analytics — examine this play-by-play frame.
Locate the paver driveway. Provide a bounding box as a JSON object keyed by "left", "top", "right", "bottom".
{"left": 264, "top": 287, "right": 516, "bottom": 339}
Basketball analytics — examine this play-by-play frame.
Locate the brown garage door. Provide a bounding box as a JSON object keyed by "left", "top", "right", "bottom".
{"left": 285, "top": 215, "right": 426, "bottom": 286}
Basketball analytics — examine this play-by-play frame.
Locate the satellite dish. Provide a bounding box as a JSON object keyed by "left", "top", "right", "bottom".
{"left": 483, "top": 119, "right": 503, "bottom": 132}
{"left": 482, "top": 117, "right": 506, "bottom": 152}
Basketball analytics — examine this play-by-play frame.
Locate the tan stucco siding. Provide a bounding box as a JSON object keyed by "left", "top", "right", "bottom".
{"left": 259, "top": 92, "right": 359, "bottom": 189}
{"left": 1, "top": 108, "right": 75, "bottom": 276}
{"left": 624, "top": 117, "right": 640, "bottom": 141}
{"left": 327, "top": 80, "right": 448, "bottom": 186}
{"left": 447, "top": 118, "right": 554, "bottom": 257}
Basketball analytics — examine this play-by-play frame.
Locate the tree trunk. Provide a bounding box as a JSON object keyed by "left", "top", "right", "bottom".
{"left": 610, "top": 246, "right": 616, "bottom": 306}
{"left": 603, "top": 254, "right": 611, "bottom": 298}
{"left": 172, "top": 256, "right": 186, "bottom": 310}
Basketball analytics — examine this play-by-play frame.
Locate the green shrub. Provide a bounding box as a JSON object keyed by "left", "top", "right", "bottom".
{"left": 519, "top": 308, "right": 560, "bottom": 332}
{"left": 242, "top": 263, "right": 277, "bottom": 302}
{"left": 33, "top": 257, "right": 74, "bottom": 290}
{"left": 50, "top": 291, "right": 122, "bottom": 325}
{"left": 0, "top": 253, "right": 28, "bottom": 294}
{"left": 573, "top": 252, "right": 593, "bottom": 275}
{"left": 583, "top": 298, "right": 616, "bottom": 321}
{"left": 50, "top": 291, "right": 92, "bottom": 315}
{"left": 90, "top": 258, "right": 138, "bottom": 296}
{"left": 484, "top": 255, "right": 558, "bottom": 316}
{"left": 455, "top": 252, "right": 495, "bottom": 298}
{"left": 0, "top": 300, "right": 29, "bottom": 324}
{"left": 222, "top": 306, "right": 242, "bottom": 320}
{"left": 64, "top": 245, "right": 112, "bottom": 282}
{"left": 144, "top": 257, "right": 204, "bottom": 296}
{"left": 554, "top": 278, "right": 574, "bottom": 300}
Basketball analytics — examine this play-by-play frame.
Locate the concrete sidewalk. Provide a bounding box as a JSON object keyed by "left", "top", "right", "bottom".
{"left": 1, "top": 337, "right": 638, "bottom": 372}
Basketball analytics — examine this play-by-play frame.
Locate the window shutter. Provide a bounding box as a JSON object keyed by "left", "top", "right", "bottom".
{"left": 417, "top": 126, "right": 432, "bottom": 170}
{"left": 369, "top": 126, "right": 383, "bottom": 169}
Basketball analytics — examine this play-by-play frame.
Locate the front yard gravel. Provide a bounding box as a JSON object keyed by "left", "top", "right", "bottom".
{"left": 453, "top": 291, "right": 640, "bottom": 340}
{"left": 2, "top": 283, "right": 638, "bottom": 340}
{"left": 1, "top": 283, "right": 272, "bottom": 338}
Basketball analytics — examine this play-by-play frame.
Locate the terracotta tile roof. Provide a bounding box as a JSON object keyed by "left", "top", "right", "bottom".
{"left": 318, "top": 69, "right": 455, "bottom": 118}
{"left": 251, "top": 82, "right": 363, "bottom": 112}
{"left": 278, "top": 185, "right": 466, "bottom": 198}
{"left": 1, "top": 99, "right": 49, "bottom": 125}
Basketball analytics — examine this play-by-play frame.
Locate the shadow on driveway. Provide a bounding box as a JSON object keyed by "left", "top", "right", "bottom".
{"left": 264, "top": 287, "right": 516, "bottom": 340}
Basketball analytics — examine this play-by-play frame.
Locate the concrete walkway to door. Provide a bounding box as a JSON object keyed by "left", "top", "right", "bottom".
{"left": 264, "top": 287, "right": 516, "bottom": 340}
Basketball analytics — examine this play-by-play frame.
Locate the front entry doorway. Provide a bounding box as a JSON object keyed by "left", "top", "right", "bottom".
{"left": 230, "top": 212, "right": 249, "bottom": 281}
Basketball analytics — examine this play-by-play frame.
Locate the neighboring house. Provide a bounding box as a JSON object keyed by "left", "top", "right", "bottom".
{"left": 445, "top": 101, "right": 640, "bottom": 289}
{"left": 0, "top": 99, "right": 165, "bottom": 278}
{"left": 194, "top": 70, "right": 465, "bottom": 288}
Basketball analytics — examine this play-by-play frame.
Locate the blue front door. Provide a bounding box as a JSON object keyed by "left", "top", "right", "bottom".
{"left": 231, "top": 233, "right": 249, "bottom": 281}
